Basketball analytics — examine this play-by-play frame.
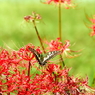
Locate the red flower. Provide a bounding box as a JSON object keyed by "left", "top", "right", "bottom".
{"left": 17, "top": 44, "right": 35, "bottom": 61}
{"left": 29, "top": 64, "right": 95, "bottom": 94}
{"left": 0, "top": 45, "right": 95, "bottom": 94}
{"left": 90, "top": 18, "right": 95, "bottom": 24}
{"left": 24, "top": 15, "right": 33, "bottom": 22}
{"left": 90, "top": 15, "right": 95, "bottom": 24}
{"left": 45, "top": 38, "right": 70, "bottom": 52}
{"left": 44, "top": 0, "right": 71, "bottom": 4}
{"left": 90, "top": 25, "right": 95, "bottom": 36}
{"left": 4, "top": 70, "right": 31, "bottom": 94}
{"left": 45, "top": 38, "right": 81, "bottom": 58}
{"left": 46, "top": 64, "right": 60, "bottom": 73}
{"left": 88, "top": 15, "right": 95, "bottom": 37}
{"left": 0, "top": 49, "right": 21, "bottom": 76}
{"left": 24, "top": 12, "right": 41, "bottom": 22}
{"left": 42, "top": 0, "right": 76, "bottom": 9}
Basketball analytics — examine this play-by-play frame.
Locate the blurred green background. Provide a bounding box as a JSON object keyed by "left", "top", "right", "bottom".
{"left": 0, "top": 0, "right": 95, "bottom": 86}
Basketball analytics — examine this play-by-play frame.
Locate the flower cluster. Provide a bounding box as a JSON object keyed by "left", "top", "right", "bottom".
{"left": 45, "top": 38, "right": 70, "bottom": 51}
{"left": 45, "top": 38, "right": 81, "bottom": 58}
{"left": 42, "top": 0, "right": 75, "bottom": 9}
{"left": 0, "top": 44, "right": 38, "bottom": 95}
{"left": 32, "top": 64, "right": 95, "bottom": 95}
{"left": 0, "top": 41, "right": 95, "bottom": 94}
{"left": 44, "top": 0, "right": 71, "bottom": 4}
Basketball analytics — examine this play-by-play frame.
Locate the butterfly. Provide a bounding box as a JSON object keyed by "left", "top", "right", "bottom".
{"left": 29, "top": 47, "right": 61, "bottom": 65}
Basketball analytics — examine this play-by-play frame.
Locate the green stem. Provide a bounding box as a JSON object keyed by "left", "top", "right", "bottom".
{"left": 58, "top": 0, "right": 65, "bottom": 68}
{"left": 60, "top": 55, "right": 65, "bottom": 68}
{"left": 32, "top": 20, "right": 46, "bottom": 53}
{"left": 59, "top": 0, "right": 62, "bottom": 41}
{"left": 27, "top": 61, "right": 31, "bottom": 76}
{"left": 26, "top": 61, "right": 31, "bottom": 92}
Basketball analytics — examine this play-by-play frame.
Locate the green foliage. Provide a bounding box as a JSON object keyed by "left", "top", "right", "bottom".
{"left": 0, "top": 1, "right": 95, "bottom": 86}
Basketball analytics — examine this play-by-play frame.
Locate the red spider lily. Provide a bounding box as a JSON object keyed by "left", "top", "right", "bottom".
{"left": 42, "top": 0, "right": 75, "bottom": 9}
{"left": 29, "top": 64, "right": 95, "bottom": 94}
{"left": 45, "top": 38, "right": 70, "bottom": 52}
{"left": 0, "top": 49, "right": 22, "bottom": 76}
{"left": 45, "top": 38, "right": 80, "bottom": 58}
{"left": 90, "top": 15, "right": 95, "bottom": 24}
{"left": 0, "top": 45, "right": 95, "bottom": 94}
{"left": 43, "top": 0, "right": 71, "bottom": 4}
{"left": 17, "top": 44, "right": 35, "bottom": 61}
{"left": 46, "top": 64, "right": 60, "bottom": 73}
{"left": 24, "top": 15, "right": 33, "bottom": 22}
{"left": 17, "top": 45, "right": 43, "bottom": 70}
{"left": 90, "top": 25, "right": 95, "bottom": 36}
{"left": 2, "top": 70, "right": 31, "bottom": 94}
{"left": 45, "top": 38, "right": 82, "bottom": 58}
{"left": 24, "top": 12, "right": 41, "bottom": 22}
{"left": 90, "top": 18, "right": 95, "bottom": 24}
{"left": 88, "top": 15, "right": 95, "bottom": 37}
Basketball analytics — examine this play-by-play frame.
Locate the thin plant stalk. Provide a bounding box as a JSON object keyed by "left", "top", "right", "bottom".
{"left": 32, "top": 20, "right": 46, "bottom": 53}
{"left": 27, "top": 61, "right": 31, "bottom": 76}
{"left": 26, "top": 61, "right": 31, "bottom": 92}
{"left": 59, "top": 0, "right": 62, "bottom": 41}
{"left": 58, "top": 0, "right": 65, "bottom": 67}
{"left": 60, "top": 55, "right": 65, "bottom": 67}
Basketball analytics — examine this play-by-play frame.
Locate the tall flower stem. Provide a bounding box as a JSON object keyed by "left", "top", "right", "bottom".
{"left": 58, "top": 0, "right": 65, "bottom": 67}
{"left": 32, "top": 20, "right": 46, "bottom": 53}
{"left": 59, "top": 0, "right": 62, "bottom": 41}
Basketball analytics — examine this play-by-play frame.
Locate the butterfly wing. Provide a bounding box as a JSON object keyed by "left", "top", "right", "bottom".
{"left": 42, "top": 51, "right": 61, "bottom": 65}
{"left": 29, "top": 47, "right": 61, "bottom": 66}
{"left": 29, "top": 47, "right": 43, "bottom": 65}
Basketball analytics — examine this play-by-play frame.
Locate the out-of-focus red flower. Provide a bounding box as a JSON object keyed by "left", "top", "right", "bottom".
{"left": 90, "top": 15, "right": 95, "bottom": 24}
{"left": 24, "top": 15, "right": 33, "bottom": 22}
{"left": 42, "top": 0, "right": 75, "bottom": 9}
{"left": 24, "top": 12, "right": 41, "bottom": 22}
{"left": 90, "top": 18, "right": 95, "bottom": 24}
{"left": 88, "top": 15, "right": 95, "bottom": 37}
{"left": 44, "top": 0, "right": 71, "bottom": 4}
{"left": 90, "top": 25, "right": 95, "bottom": 36}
